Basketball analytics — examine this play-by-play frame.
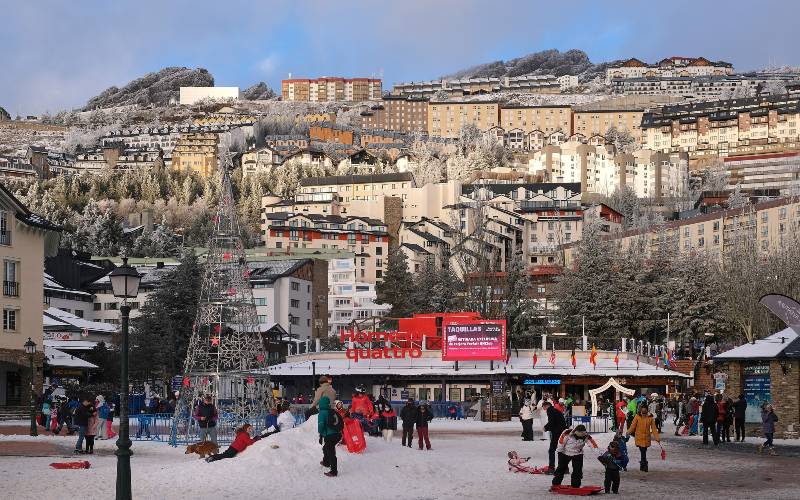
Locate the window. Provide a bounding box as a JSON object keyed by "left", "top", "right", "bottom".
{"left": 376, "top": 270, "right": 383, "bottom": 279}
{"left": 94, "top": 303, "right": 102, "bottom": 311}
{"left": 376, "top": 259, "right": 383, "bottom": 267}
{"left": 104, "top": 302, "right": 118, "bottom": 310}
{"left": 291, "top": 282, "right": 300, "bottom": 291}
{"left": 0, "top": 210, "right": 9, "bottom": 245}
{"left": 290, "top": 299, "right": 300, "bottom": 308}
{"left": 376, "top": 247, "right": 382, "bottom": 256}
{"left": 3, "top": 260, "right": 18, "bottom": 297}
{"left": 257, "top": 315, "right": 268, "bottom": 323}
{"left": 713, "top": 221, "right": 720, "bottom": 231}
{"left": 714, "top": 234, "right": 720, "bottom": 245}
{"left": 289, "top": 315, "right": 300, "bottom": 326}
{"left": 254, "top": 297, "right": 267, "bottom": 306}
{"left": 537, "top": 286, "right": 546, "bottom": 293}
{"left": 3, "top": 308, "right": 17, "bottom": 331}
{"left": 74, "top": 310, "right": 84, "bottom": 319}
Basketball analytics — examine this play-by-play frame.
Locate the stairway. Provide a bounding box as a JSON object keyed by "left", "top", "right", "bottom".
{"left": 0, "top": 406, "right": 31, "bottom": 421}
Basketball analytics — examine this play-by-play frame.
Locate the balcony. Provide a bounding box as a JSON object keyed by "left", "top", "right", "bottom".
{"left": 0, "top": 230, "right": 10, "bottom": 246}
{"left": 3, "top": 281, "right": 19, "bottom": 297}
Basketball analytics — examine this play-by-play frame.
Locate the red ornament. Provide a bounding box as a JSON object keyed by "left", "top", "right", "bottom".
{"left": 243, "top": 270, "right": 250, "bottom": 278}
{"left": 202, "top": 377, "right": 209, "bottom": 386}
{"left": 211, "top": 336, "right": 220, "bottom": 346}
{"left": 246, "top": 376, "right": 254, "bottom": 385}
{"left": 227, "top": 287, "right": 237, "bottom": 296}
{"left": 214, "top": 324, "right": 222, "bottom": 334}
{"left": 213, "top": 216, "right": 219, "bottom": 224}
{"left": 256, "top": 354, "right": 265, "bottom": 363}
{"left": 223, "top": 252, "right": 231, "bottom": 260}
{"left": 182, "top": 377, "right": 190, "bottom": 387}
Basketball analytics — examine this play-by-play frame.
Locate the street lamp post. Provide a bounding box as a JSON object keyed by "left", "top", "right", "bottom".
{"left": 108, "top": 258, "right": 141, "bottom": 500}
{"left": 24, "top": 338, "right": 37, "bottom": 437}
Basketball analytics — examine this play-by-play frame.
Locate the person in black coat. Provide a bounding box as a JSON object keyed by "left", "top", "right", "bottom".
{"left": 72, "top": 398, "right": 96, "bottom": 454}
{"left": 733, "top": 394, "right": 747, "bottom": 442}
{"left": 543, "top": 401, "right": 567, "bottom": 473}
{"left": 415, "top": 403, "right": 434, "bottom": 450}
{"left": 700, "top": 395, "right": 719, "bottom": 446}
{"left": 400, "top": 399, "right": 417, "bottom": 448}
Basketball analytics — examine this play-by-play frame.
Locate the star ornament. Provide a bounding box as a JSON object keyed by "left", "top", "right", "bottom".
{"left": 182, "top": 376, "right": 190, "bottom": 387}
{"left": 246, "top": 376, "right": 254, "bottom": 385}
{"left": 223, "top": 252, "right": 232, "bottom": 260}
{"left": 211, "top": 336, "right": 220, "bottom": 346}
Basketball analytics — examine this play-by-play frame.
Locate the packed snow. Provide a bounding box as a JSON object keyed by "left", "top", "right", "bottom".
{"left": 3, "top": 417, "right": 800, "bottom": 499}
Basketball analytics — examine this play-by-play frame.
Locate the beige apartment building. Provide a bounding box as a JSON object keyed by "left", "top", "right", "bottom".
{"left": 298, "top": 172, "right": 416, "bottom": 207}
{"left": 360, "top": 95, "right": 429, "bottom": 134}
{"left": 261, "top": 213, "right": 389, "bottom": 284}
{"left": 573, "top": 96, "right": 678, "bottom": 142}
{"left": 281, "top": 77, "right": 382, "bottom": 102}
{"left": 0, "top": 185, "right": 60, "bottom": 406}
{"left": 428, "top": 100, "right": 501, "bottom": 138}
{"left": 563, "top": 197, "right": 800, "bottom": 267}
{"left": 500, "top": 104, "right": 572, "bottom": 135}
{"left": 241, "top": 145, "right": 282, "bottom": 178}
{"left": 171, "top": 133, "right": 219, "bottom": 178}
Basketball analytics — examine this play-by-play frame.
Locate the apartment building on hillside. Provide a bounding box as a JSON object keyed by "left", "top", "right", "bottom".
{"left": 605, "top": 56, "right": 733, "bottom": 84}
{"left": 281, "top": 77, "right": 382, "bottom": 102}
{"left": 170, "top": 133, "right": 219, "bottom": 178}
{"left": 298, "top": 172, "right": 415, "bottom": 206}
{"left": 327, "top": 258, "right": 389, "bottom": 336}
{"left": 392, "top": 74, "right": 568, "bottom": 97}
{"left": 359, "top": 95, "right": 429, "bottom": 134}
{"left": 500, "top": 104, "right": 572, "bottom": 135}
{"left": 261, "top": 213, "right": 389, "bottom": 284}
{"left": 428, "top": 100, "right": 501, "bottom": 139}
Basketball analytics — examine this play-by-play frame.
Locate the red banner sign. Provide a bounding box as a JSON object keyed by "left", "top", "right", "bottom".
{"left": 442, "top": 320, "right": 507, "bottom": 361}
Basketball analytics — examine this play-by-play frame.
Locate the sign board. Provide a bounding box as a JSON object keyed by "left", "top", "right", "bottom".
{"left": 713, "top": 372, "right": 728, "bottom": 391}
{"left": 441, "top": 320, "right": 507, "bottom": 361}
{"left": 44, "top": 332, "right": 75, "bottom": 341}
{"left": 340, "top": 329, "right": 423, "bottom": 362}
{"left": 171, "top": 375, "right": 183, "bottom": 392}
{"left": 491, "top": 379, "right": 504, "bottom": 395}
{"left": 400, "top": 390, "right": 409, "bottom": 400}
{"left": 743, "top": 362, "right": 771, "bottom": 423}
{"left": 523, "top": 379, "right": 561, "bottom": 385}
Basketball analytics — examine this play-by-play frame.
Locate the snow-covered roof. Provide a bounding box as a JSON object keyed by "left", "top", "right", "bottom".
{"left": 267, "top": 351, "right": 690, "bottom": 378}
{"left": 43, "top": 272, "right": 92, "bottom": 296}
{"left": 44, "top": 346, "right": 98, "bottom": 369}
{"left": 44, "top": 340, "right": 99, "bottom": 351}
{"left": 714, "top": 327, "right": 798, "bottom": 360}
{"left": 43, "top": 307, "right": 118, "bottom": 334}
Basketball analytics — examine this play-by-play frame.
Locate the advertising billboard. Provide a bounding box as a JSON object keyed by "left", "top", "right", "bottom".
{"left": 441, "top": 320, "right": 507, "bottom": 361}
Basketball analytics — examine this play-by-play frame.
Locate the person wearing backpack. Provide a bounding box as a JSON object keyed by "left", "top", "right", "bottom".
{"left": 317, "top": 396, "right": 342, "bottom": 477}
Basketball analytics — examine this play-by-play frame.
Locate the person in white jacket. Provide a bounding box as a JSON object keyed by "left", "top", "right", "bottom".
{"left": 276, "top": 402, "right": 296, "bottom": 431}
{"left": 537, "top": 393, "right": 551, "bottom": 441}
{"left": 519, "top": 399, "right": 534, "bottom": 441}
{"left": 551, "top": 425, "right": 599, "bottom": 489}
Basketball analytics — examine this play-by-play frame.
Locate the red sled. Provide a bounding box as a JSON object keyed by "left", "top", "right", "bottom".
{"left": 343, "top": 418, "right": 366, "bottom": 454}
{"left": 49, "top": 461, "right": 91, "bottom": 470}
{"left": 550, "top": 485, "right": 603, "bottom": 496}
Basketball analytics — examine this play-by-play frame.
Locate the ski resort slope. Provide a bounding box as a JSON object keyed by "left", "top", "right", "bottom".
{"left": 3, "top": 417, "right": 800, "bottom": 499}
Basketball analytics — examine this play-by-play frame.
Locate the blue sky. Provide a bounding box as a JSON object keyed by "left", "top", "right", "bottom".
{"left": 1, "top": 0, "right": 798, "bottom": 115}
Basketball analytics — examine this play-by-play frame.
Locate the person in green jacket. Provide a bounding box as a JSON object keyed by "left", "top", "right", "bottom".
{"left": 626, "top": 397, "right": 639, "bottom": 426}
{"left": 317, "top": 396, "right": 342, "bottom": 477}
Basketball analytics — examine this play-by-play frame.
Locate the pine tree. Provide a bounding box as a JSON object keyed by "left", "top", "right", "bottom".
{"left": 376, "top": 246, "right": 417, "bottom": 326}
{"left": 503, "top": 254, "right": 544, "bottom": 348}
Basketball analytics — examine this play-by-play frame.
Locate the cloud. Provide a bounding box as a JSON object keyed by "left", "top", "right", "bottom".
{"left": 255, "top": 54, "right": 280, "bottom": 76}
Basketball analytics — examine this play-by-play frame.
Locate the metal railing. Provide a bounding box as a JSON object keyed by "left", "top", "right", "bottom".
{"left": 3, "top": 281, "right": 19, "bottom": 297}
{"left": 0, "top": 230, "right": 11, "bottom": 246}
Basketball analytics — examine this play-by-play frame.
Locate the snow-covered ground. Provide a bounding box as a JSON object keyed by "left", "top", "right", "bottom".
{"left": 2, "top": 418, "right": 800, "bottom": 499}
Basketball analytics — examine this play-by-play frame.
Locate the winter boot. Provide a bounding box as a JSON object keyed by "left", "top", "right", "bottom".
{"left": 640, "top": 460, "right": 648, "bottom": 472}
{"left": 757, "top": 444, "right": 764, "bottom": 454}
{"left": 768, "top": 447, "right": 777, "bottom": 456}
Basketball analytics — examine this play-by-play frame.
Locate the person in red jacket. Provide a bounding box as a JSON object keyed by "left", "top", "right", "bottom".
{"left": 206, "top": 424, "right": 263, "bottom": 462}
{"left": 615, "top": 399, "right": 628, "bottom": 433}
{"left": 715, "top": 394, "right": 729, "bottom": 443}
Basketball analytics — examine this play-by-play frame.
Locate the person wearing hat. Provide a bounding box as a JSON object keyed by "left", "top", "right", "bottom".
{"left": 400, "top": 399, "right": 417, "bottom": 448}
{"left": 193, "top": 395, "right": 219, "bottom": 445}
{"left": 551, "top": 424, "right": 598, "bottom": 489}
{"left": 519, "top": 398, "right": 534, "bottom": 441}
{"left": 627, "top": 405, "right": 660, "bottom": 472}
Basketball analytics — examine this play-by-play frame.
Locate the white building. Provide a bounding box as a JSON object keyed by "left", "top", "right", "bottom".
{"left": 87, "top": 262, "right": 179, "bottom": 325}
{"left": 44, "top": 273, "right": 95, "bottom": 320}
{"left": 179, "top": 87, "right": 241, "bottom": 105}
{"left": 327, "top": 258, "right": 390, "bottom": 336}
{"left": 249, "top": 259, "right": 315, "bottom": 341}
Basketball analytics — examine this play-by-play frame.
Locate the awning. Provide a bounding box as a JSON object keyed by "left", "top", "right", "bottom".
{"left": 45, "top": 346, "right": 98, "bottom": 369}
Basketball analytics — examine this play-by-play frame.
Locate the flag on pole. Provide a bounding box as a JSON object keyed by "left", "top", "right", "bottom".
{"left": 663, "top": 349, "right": 672, "bottom": 369}
{"left": 590, "top": 344, "right": 597, "bottom": 369}
{"left": 570, "top": 347, "right": 577, "bottom": 369}
{"left": 636, "top": 352, "right": 640, "bottom": 371}
{"left": 549, "top": 347, "right": 556, "bottom": 367}
{"left": 532, "top": 351, "right": 538, "bottom": 368}
{"left": 655, "top": 348, "right": 661, "bottom": 369}
{"left": 613, "top": 349, "right": 619, "bottom": 369}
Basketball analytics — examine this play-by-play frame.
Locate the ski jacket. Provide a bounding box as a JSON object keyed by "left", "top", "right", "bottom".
{"left": 381, "top": 409, "right": 398, "bottom": 430}
{"left": 733, "top": 398, "right": 747, "bottom": 419}
{"left": 277, "top": 410, "right": 295, "bottom": 431}
{"left": 350, "top": 394, "right": 375, "bottom": 419}
{"left": 73, "top": 404, "right": 94, "bottom": 427}
{"left": 194, "top": 402, "right": 218, "bottom": 428}
{"left": 317, "top": 396, "right": 340, "bottom": 437}
{"left": 762, "top": 410, "right": 778, "bottom": 434}
{"left": 716, "top": 401, "right": 727, "bottom": 422}
{"left": 400, "top": 403, "right": 417, "bottom": 427}
{"left": 230, "top": 430, "right": 257, "bottom": 452}
{"left": 598, "top": 450, "right": 624, "bottom": 471}
{"left": 519, "top": 403, "right": 534, "bottom": 421}
{"left": 615, "top": 401, "right": 627, "bottom": 420}
{"left": 556, "top": 429, "right": 598, "bottom": 456}
{"left": 700, "top": 399, "right": 718, "bottom": 424}
{"left": 265, "top": 413, "right": 278, "bottom": 429}
{"left": 544, "top": 405, "right": 566, "bottom": 436}
{"left": 416, "top": 406, "right": 433, "bottom": 428}
{"left": 86, "top": 411, "right": 99, "bottom": 437}
{"left": 311, "top": 382, "right": 337, "bottom": 409}
{"left": 628, "top": 414, "right": 660, "bottom": 448}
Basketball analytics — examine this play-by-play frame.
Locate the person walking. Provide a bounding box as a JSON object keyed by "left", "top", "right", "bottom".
{"left": 85, "top": 403, "right": 99, "bottom": 454}
{"left": 105, "top": 401, "right": 117, "bottom": 439}
{"left": 543, "top": 400, "right": 567, "bottom": 475}
{"left": 733, "top": 394, "right": 747, "bottom": 442}
{"left": 689, "top": 395, "right": 701, "bottom": 436}
{"left": 400, "top": 399, "right": 417, "bottom": 448}
{"left": 700, "top": 394, "right": 719, "bottom": 446}
{"left": 95, "top": 397, "right": 108, "bottom": 440}
{"left": 194, "top": 395, "right": 219, "bottom": 444}
{"left": 73, "top": 398, "right": 95, "bottom": 454}
{"left": 627, "top": 405, "right": 660, "bottom": 472}
{"left": 519, "top": 398, "right": 534, "bottom": 441}
{"left": 598, "top": 440, "right": 625, "bottom": 494}
{"left": 550, "top": 425, "right": 599, "bottom": 489}
{"left": 715, "top": 395, "right": 729, "bottom": 443}
{"left": 317, "top": 396, "right": 342, "bottom": 477}
{"left": 416, "top": 402, "right": 433, "bottom": 450}
{"left": 537, "top": 393, "right": 551, "bottom": 441}
{"left": 758, "top": 404, "right": 779, "bottom": 456}
{"left": 615, "top": 398, "right": 628, "bottom": 434}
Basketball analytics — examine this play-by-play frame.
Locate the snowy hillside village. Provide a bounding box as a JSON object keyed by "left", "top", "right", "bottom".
{"left": 2, "top": 39, "right": 800, "bottom": 500}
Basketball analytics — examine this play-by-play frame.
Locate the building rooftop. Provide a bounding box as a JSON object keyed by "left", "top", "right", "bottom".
{"left": 300, "top": 172, "right": 414, "bottom": 187}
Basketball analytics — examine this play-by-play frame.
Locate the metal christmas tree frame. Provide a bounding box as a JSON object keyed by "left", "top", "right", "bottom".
{"left": 171, "top": 154, "right": 273, "bottom": 445}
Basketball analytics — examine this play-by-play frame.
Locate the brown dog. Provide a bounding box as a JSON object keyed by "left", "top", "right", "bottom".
{"left": 185, "top": 441, "right": 219, "bottom": 459}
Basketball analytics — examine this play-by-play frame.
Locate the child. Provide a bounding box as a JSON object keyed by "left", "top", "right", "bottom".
{"left": 85, "top": 404, "right": 99, "bottom": 454}
{"left": 381, "top": 405, "right": 398, "bottom": 443}
{"left": 612, "top": 432, "right": 630, "bottom": 471}
{"left": 106, "top": 402, "right": 117, "bottom": 439}
{"left": 50, "top": 404, "right": 59, "bottom": 433}
{"left": 551, "top": 425, "right": 599, "bottom": 489}
{"left": 206, "top": 424, "right": 263, "bottom": 462}
{"left": 598, "top": 441, "right": 625, "bottom": 494}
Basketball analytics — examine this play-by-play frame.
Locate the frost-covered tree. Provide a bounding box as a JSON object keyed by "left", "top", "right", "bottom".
{"left": 727, "top": 184, "right": 749, "bottom": 209}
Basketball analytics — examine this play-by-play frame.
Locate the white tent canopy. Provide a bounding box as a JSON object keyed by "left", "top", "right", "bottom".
{"left": 44, "top": 346, "right": 98, "bottom": 369}
{"left": 714, "top": 328, "right": 798, "bottom": 360}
